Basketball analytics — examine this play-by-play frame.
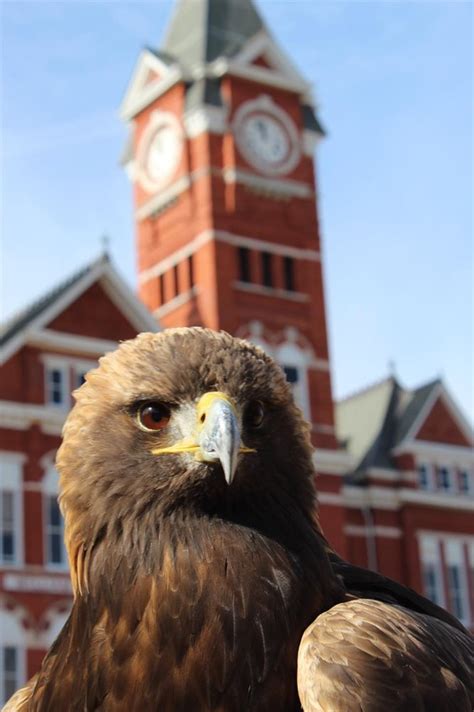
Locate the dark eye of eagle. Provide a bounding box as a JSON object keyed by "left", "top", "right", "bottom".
{"left": 243, "top": 400, "right": 265, "bottom": 429}
{"left": 137, "top": 402, "right": 171, "bottom": 432}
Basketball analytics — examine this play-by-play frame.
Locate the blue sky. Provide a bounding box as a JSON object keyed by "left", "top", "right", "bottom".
{"left": 1, "top": 0, "right": 472, "bottom": 419}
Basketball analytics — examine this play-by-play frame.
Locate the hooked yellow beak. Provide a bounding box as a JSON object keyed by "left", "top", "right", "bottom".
{"left": 151, "top": 392, "right": 255, "bottom": 485}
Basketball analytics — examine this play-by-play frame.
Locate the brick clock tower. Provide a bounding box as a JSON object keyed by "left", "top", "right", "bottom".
{"left": 120, "top": 0, "right": 351, "bottom": 551}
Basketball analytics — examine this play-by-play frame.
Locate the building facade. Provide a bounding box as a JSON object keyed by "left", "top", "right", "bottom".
{"left": 1, "top": 0, "right": 473, "bottom": 703}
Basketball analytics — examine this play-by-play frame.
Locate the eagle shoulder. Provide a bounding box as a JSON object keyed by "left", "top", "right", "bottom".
{"left": 297, "top": 598, "right": 474, "bottom": 712}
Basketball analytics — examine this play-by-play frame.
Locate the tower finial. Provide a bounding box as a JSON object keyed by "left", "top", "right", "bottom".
{"left": 100, "top": 234, "right": 110, "bottom": 257}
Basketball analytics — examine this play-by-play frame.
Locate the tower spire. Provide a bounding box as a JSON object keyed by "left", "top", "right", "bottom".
{"left": 162, "top": 0, "right": 264, "bottom": 69}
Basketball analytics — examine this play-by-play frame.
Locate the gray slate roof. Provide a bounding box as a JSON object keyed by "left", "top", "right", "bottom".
{"left": 336, "top": 376, "right": 441, "bottom": 479}
{"left": 162, "top": 0, "right": 264, "bottom": 71}
{"left": 0, "top": 253, "right": 109, "bottom": 347}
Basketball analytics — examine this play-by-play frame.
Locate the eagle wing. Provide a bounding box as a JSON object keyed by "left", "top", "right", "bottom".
{"left": 297, "top": 598, "right": 474, "bottom": 712}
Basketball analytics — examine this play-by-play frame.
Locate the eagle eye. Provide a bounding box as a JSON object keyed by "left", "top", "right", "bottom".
{"left": 244, "top": 400, "right": 265, "bottom": 429}
{"left": 137, "top": 402, "right": 171, "bottom": 432}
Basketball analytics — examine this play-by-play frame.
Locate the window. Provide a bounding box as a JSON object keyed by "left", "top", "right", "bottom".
{"left": 0, "top": 455, "right": 23, "bottom": 567}
{"left": 261, "top": 252, "right": 273, "bottom": 287}
{"left": 158, "top": 274, "right": 165, "bottom": 305}
{"left": 447, "top": 565, "right": 467, "bottom": 621}
{"left": 42, "top": 464, "right": 68, "bottom": 570}
{"left": 0, "top": 493, "right": 16, "bottom": 565}
{"left": 188, "top": 255, "right": 195, "bottom": 288}
{"left": 283, "top": 365, "right": 299, "bottom": 385}
{"left": 46, "top": 367, "right": 67, "bottom": 407}
{"left": 419, "top": 535, "right": 444, "bottom": 608}
{"left": 75, "top": 370, "right": 87, "bottom": 388}
{"left": 417, "top": 463, "right": 433, "bottom": 491}
{"left": 0, "top": 610, "right": 25, "bottom": 706}
{"left": 459, "top": 470, "right": 473, "bottom": 495}
{"left": 238, "top": 247, "right": 251, "bottom": 283}
{"left": 283, "top": 256, "right": 295, "bottom": 291}
{"left": 422, "top": 562, "right": 443, "bottom": 606}
{"left": 437, "top": 466, "right": 453, "bottom": 492}
{"left": 2, "top": 647, "right": 18, "bottom": 704}
{"left": 173, "top": 265, "right": 179, "bottom": 298}
{"left": 45, "top": 496, "right": 66, "bottom": 567}
{"left": 445, "top": 540, "right": 470, "bottom": 625}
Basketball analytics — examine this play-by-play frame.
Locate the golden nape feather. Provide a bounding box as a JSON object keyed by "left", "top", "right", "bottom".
{"left": 3, "top": 329, "right": 472, "bottom": 712}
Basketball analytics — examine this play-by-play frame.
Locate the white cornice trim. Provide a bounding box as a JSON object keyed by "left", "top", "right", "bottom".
{"left": 318, "top": 492, "right": 343, "bottom": 506}
{"left": 152, "top": 286, "right": 199, "bottom": 319}
{"left": 343, "top": 484, "right": 474, "bottom": 511}
{"left": 302, "top": 129, "right": 321, "bottom": 157}
{"left": 233, "top": 281, "right": 309, "bottom": 303}
{"left": 223, "top": 167, "right": 313, "bottom": 199}
{"left": 415, "top": 529, "right": 474, "bottom": 543}
{"left": 392, "top": 440, "right": 474, "bottom": 467}
{"left": 139, "top": 230, "right": 214, "bottom": 284}
{"left": 314, "top": 448, "right": 354, "bottom": 475}
{"left": 0, "top": 401, "right": 66, "bottom": 435}
{"left": 138, "top": 228, "right": 320, "bottom": 286}
{"left": 215, "top": 229, "right": 320, "bottom": 261}
{"left": 135, "top": 174, "right": 192, "bottom": 221}
{"left": 28, "top": 329, "right": 118, "bottom": 356}
{"left": 120, "top": 49, "right": 182, "bottom": 121}
{"left": 344, "top": 525, "right": 403, "bottom": 539}
{"left": 99, "top": 263, "right": 158, "bottom": 333}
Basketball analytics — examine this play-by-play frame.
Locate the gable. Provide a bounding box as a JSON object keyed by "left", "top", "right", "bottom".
{"left": 415, "top": 396, "right": 472, "bottom": 447}
{"left": 46, "top": 282, "right": 140, "bottom": 342}
{"left": 251, "top": 54, "right": 273, "bottom": 70}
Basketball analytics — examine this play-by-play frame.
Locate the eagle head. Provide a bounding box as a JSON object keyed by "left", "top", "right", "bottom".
{"left": 57, "top": 328, "right": 319, "bottom": 594}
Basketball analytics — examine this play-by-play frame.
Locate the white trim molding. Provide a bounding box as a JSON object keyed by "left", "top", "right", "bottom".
{"left": 344, "top": 525, "right": 403, "bottom": 539}
{"left": 184, "top": 105, "right": 228, "bottom": 139}
{"left": 0, "top": 401, "right": 66, "bottom": 435}
{"left": 138, "top": 228, "right": 320, "bottom": 287}
{"left": 223, "top": 167, "right": 313, "bottom": 199}
{"left": 153, "top": 286, "right": 199, "bottom": 319}
{"left": 120, "top": 49, "right": 182, "bottom": 121}
{"left": 343, "top": 484, "right": 474, "bottom": 511}
{"left": 393, "top": 440, "right": 474, "bottom": 468}
{"left": 314, "top": 449, "right": 354, "bottom": 475}
{"left": 28, "top": 329, "right": 118, "bottom": 357}
{"left": 233, "top": 281, "right": 309, "bottom": 303}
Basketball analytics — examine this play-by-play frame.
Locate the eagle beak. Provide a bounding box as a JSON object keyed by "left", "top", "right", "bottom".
{"left": 196, "top": 393, "right": 243, "bottom": 485}
{"left": 151, "top": 392, "right": 255, "bottom": 485}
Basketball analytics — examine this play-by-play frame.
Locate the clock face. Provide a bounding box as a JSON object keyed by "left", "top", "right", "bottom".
{"left": 241, "top": 114, "right": 289, "bottom": 166}
{"left": 233, "top": 97, "right": 301, "bottom": 176}
{"left": 138, "top": 112, "right": 183, "bottom": 192}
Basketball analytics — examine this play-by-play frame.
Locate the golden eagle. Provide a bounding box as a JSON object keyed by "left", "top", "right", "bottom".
{"left": 5, "top": 329, "right": 473, "bottom": 711}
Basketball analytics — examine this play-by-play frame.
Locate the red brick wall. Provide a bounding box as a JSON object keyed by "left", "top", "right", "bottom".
{"left": 416, "top": 397, "right": 471, "bottom": 447}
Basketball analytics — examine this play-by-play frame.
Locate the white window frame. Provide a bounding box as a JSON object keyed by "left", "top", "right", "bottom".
{"left": 0, "top": 610, "right": 26, "bottom": 706}
{"left": 0, "top": 454, "right": 24, "bottom": 568}
{"left": 42, "top": 461, "right": 68, "bottom": 571}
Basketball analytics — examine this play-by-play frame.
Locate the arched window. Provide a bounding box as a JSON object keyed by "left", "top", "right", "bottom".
{"left": 42, "top": 461, "right": 68, "bottom": 571}
{"left": 0, "top": 607, "right": 26, "bottom": 705}
{"left": 0, "top": 453, "right": 24, "bottom": 567}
